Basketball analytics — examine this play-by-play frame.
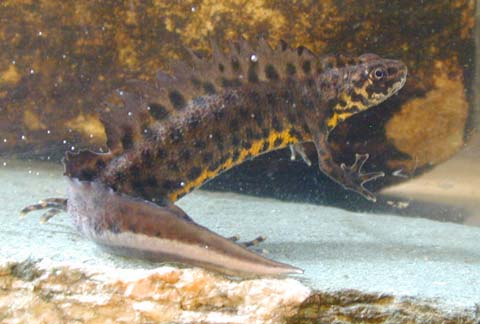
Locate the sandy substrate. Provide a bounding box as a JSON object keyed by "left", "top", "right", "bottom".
{"left": 1, "top": 159, "right": 479, "bottom": 322}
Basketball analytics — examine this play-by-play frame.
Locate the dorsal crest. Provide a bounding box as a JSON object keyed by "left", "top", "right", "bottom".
{"left": 97, "top": 39, "right": 322, "bottom": 154}
{"left": 96, "top": 39, "right": 368, "bottom": 156}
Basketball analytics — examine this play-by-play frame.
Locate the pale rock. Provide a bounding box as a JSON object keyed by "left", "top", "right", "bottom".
{"left": 0, "top": 259, "right": 310, "bottom": 324}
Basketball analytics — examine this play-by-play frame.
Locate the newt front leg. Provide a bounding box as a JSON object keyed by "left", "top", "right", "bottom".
{"left": 312, "top": 130, "right": 384, "bottom": 202}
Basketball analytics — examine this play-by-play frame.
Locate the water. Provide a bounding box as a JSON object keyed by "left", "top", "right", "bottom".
{"left": 0, "top": 0, "right": 479, "bottom": 315}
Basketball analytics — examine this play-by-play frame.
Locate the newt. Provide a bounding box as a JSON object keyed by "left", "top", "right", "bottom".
{"left": 21, "top": 40, "right": 407, "bottom": 277}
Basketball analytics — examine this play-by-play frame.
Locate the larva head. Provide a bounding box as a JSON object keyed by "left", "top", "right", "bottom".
{"left": 324, "top": 54, "right": 407, "bottom": 130}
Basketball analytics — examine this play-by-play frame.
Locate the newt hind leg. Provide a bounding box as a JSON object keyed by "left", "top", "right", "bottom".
{"left": 20, "top": 198, "right": 67, "bottom": 223}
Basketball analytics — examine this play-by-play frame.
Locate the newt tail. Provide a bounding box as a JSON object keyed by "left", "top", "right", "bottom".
{"left": 21, "top": 39, "right": 407, "bottom": 276}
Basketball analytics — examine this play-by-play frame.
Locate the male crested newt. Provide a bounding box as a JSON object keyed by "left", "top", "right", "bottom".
{"left": 21, "top": 40, "right": 407, "bottom": 277}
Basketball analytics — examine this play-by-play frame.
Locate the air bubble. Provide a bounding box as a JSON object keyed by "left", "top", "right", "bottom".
{"left": 250, "top": 54, "right": 258, "bottom": 62}
{"left": 38, "top": 31, "right": 43, "bottom": 36}
{"left": 21, "top": 135, "right": 26, "bottom": 140}
{"left": 71, "top": 146, "right": 75, "bottom": 151}
{"left": 208, "top": 134, "right": 213, "bottom": 139}
{"left": 89, "top": 134, "right": 94, "bottom": 138}
{"left": 119, "top": 90, "right": 124, "bottom": 96}
{"left": 11, "top": 60, "right": 15, "bottom": 65}
{"left": 3, "top": 138, "right": 7, "bottom": 143}
{"left": 29, "top": 69, "right": 35, "bottom": 74}
{"left": 63, "top": 140, "right": 67, "bottom": 144}
{"left": 180, "top": 181, "right": 185, "bottom": 187}
{"left": 127, "top": 111, "right": 132, "bottom": 116}
{"left": 191, "top": 6, "right": 196, "bottom": 12}
{"left": 2, "top": 162, "right": 6, "bottom": 167}
{"left": 28, "top": 170, "right": 32, "bottom": 174}
{"left": 47, "top": 130, "right": 51, "bottom": 134}
{"left": 250, "top": 113, "right": 255, "bottom": 118}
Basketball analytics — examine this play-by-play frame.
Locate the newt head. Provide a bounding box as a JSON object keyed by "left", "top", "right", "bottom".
{"left": 324, "top": 54, "right": 407, "bottom": 130}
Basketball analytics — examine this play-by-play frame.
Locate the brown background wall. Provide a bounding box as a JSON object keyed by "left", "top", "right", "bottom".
{"left": 0, "top": 0, "right": 476, "bottom": 206}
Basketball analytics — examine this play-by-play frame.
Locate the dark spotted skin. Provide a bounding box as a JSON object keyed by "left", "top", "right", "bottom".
{"left": 20, "top": 42, "right": 407, "bottom": 276}
{"left": 63, "top": 49, "right": 406, "bottom": 204}
{"left": 101, "top": 84, "right": 312, "bottom": 203}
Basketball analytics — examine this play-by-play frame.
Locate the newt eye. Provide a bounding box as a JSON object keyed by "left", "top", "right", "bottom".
{"left": 373, "top": 67, "right": 386, "bottom": 80}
